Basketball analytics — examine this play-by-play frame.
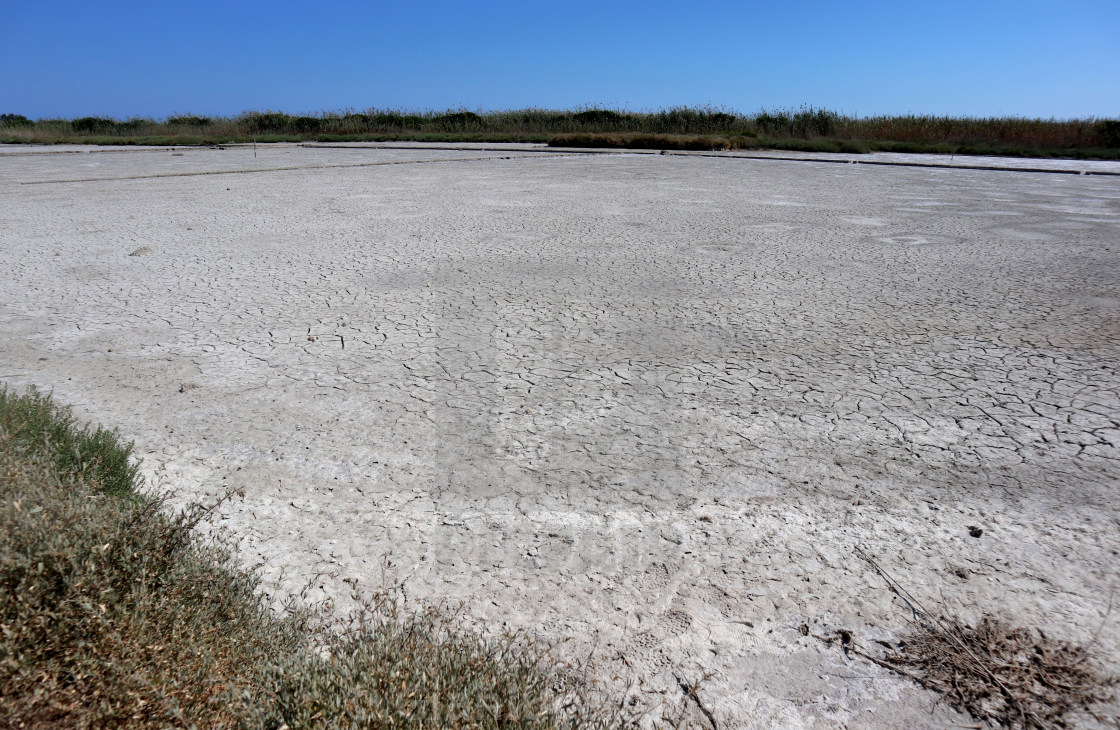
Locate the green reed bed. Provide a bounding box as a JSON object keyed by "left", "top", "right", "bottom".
{"left": 3, "top": 107, "right": 1116, "bottom": 159}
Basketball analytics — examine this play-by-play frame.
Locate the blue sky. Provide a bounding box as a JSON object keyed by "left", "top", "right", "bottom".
{"left": 2, "top": 0, "right": 1117, "bottom": 120}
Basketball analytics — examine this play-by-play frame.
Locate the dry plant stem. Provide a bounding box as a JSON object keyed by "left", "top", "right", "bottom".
{"left": 808, "top": 630, "right": 927, "bottom": 686}
{"left": 855, "top": 547, "right": 1026, "bottom": 718}
{"left": 852, "top": 548, "right": 1115, "bottom": 730}
{"left": 673, "top": 673, "right": 718, "bottom": 730}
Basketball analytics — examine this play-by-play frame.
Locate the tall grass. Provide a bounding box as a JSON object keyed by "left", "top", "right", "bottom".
{"left": 2, "top": 106, "right": 1117, "bottom": 148}
{"left": 0, "top": 386, "right": 634, "bottom": 729}
{"left": 3, "top": 107, "right": 1117, "bottom": 158}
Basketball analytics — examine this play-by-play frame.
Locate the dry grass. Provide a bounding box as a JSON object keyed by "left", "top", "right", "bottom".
{"left": 821, "top": 550, "right": 1120, "bottom": 729}
{"left": 0, "top": 387, "right": 635, "bottom": 729}
{"left": 888, "top": 616, "right": 1117, "bottom": 729}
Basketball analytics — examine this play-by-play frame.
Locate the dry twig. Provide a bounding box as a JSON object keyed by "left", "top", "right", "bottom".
{"left": 825, "top": 548, "right": 1120, "bottom": 729}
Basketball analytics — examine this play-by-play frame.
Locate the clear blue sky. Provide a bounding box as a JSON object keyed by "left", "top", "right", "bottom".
{"left": 2, "top": 0, "right": 1117, "bottom": 120}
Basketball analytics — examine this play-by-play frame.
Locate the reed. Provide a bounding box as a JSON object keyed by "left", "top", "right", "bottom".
{"left": 2, "top": 107, "right": 1116, "bottom": 158}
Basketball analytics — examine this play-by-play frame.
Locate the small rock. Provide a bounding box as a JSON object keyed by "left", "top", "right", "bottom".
{"left": 968, "top": 526, "right": 983, "bottom": 538}
{"left": 179, "top": 382, "right": 200, "bottom": 393}
{"left": 128, "top": 246, "right": 153, "bottom": 256}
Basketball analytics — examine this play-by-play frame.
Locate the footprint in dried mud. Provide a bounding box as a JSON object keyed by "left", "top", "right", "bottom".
{"left": 660, "top": 610, "right": 693, "bottom": 636}
{"left": 644, "top": 562, "right": 672, "bottom": 589}
{"left": 630, "top": 610, "right": 694, "bottom": 652}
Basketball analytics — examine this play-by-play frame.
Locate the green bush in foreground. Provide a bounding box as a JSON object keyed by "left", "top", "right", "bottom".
{"left": 0, "top": 385, "right": 139, "bottom": 498}
{"left": 0, "top": 387, "right": 629, "bottom": 729}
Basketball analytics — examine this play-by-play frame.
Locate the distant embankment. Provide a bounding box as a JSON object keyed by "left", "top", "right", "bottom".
{"left": 2, "top": 108, "right": 1118, "bottom": 159}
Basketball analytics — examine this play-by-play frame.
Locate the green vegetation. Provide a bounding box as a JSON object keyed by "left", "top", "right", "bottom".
{"left": 550, "top": 132, "right": 876, "bottom": 154}
{"left": 0, "top": 385, "right": 631, "bottom": 729}
{"left": 166, "top": 114, "right": 213, "bottom": 127}
{"left": 2, "top": 106, "right": 1117, "bottom": 159}
{"left": 0, "top": 386, "right": 139, "bottom": 498}
{"left": 549, "top": 133, "right": 734, "bottom": 151}
{"left": 0, "top": 113, "right": 33, "bottom": 127}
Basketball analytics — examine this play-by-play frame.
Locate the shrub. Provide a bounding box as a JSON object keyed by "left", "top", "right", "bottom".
{"left": 0, "top": 113, "right": 33, "bottom": 127}
{"left": 754, "top": 107, "right": 842, "bottom": 138}
{"left": 0, "top": 445, "right": 282, "bottom": 727}
{"left": 167, "top": 114, "right": 213, "bottom": 126}
{"left": 870, "top": 140, "right": 927, "bottom": 154}
{"left": 887, "top": 616, "right": 1116, "bottom": 729}
{"left": 245, "top": 112, "right": 293, "bottom": 133}
{"left": 791, "top": 107, "right": 839, "bottom": 137}
{"left": 649, "top": 107, "right": 744, "bottom": 135}
{"left": 754, "top": 110, "right": 793, "bottom": 136}
{"left": 431, "top": 111, "right": 483, "bottom": 131}
{"left": 71, "top": 116, "right": 118, "bottom": 134}
{"left": 4, "top": 107, "right": 1112, "bottom": 157}
{"left": 573, "top": 109, "right": 624, "bottom": 129}
{"left": 291, "top": 116, "right": 322, "bottom": 134}
{"left": 116, "top": 118, "right": 153, "bottom": 134}
{"left": 1096, "top": 120, "right": 1120, "bottom": 148}
{"left": 0, "top": 385, "right": 139, "bottom": 498}
{"left": 753, "top": 137, "right": 867, "bottom": 154}
{"left": 337, "top": 113, "right": 371, "bottom": 131}
{"left": 0, "top": 388, "right": 632, "bottom": 728}
{"left": 729, "top": 134, "right": 763, "bottom": 149}
{"left": 764, "top": 137, "right": 842, "bottom": 153}
{"left": 833, "top": 139, "right": 870, "bottom": 154}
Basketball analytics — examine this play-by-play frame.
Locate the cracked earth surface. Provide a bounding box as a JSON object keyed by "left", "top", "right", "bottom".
{"left": 2, "top": 144, "right": 1119, "bottom": 728}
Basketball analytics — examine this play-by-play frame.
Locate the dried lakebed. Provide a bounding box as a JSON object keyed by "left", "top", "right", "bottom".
{"left": 2, "top": 144, "right": 1118, "bottom": 728}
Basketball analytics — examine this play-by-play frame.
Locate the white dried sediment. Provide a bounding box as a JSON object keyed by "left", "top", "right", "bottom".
{"left": 2, "top": 144, "right": 1117, "bottom": 728}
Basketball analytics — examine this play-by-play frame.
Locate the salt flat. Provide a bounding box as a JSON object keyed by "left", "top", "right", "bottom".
{"left": 2, "top": 143, "right": 1118, "bottom": 728}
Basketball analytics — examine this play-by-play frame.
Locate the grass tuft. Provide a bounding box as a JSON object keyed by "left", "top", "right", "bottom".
{"left": 0, "top": 385, "right": 139, "bottom": 498}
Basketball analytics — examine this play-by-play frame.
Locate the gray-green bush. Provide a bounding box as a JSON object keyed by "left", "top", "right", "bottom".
{"left": 0, "top": 387, "right": 633, "bottom": 729}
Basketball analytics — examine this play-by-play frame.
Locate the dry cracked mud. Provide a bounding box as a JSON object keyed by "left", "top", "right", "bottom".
{"left": 2, "top": 143, "right": 1118, "bottom": 728}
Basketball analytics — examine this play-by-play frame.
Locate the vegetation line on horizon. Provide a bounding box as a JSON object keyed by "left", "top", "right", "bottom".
{"left": 2, "top": 107, "right": 1118, "bottom": 158}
